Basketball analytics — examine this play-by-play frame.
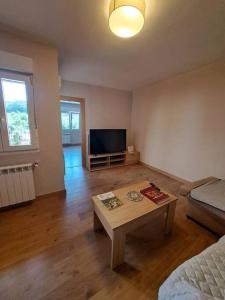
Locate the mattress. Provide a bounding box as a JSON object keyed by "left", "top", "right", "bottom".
{"left": 158, "top": 236, "right": 225, "bottom": 300}
{"left": 190, "top": 180, "right": 225, "bottom": 212}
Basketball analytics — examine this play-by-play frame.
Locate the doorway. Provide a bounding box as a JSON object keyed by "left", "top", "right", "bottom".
{"left": 60, "top": 96, "right": 86, "bottom": 175}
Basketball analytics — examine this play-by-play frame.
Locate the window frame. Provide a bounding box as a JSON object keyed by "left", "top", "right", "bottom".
{"left": 0, "top": 70, "right": 38, "bottom": 152}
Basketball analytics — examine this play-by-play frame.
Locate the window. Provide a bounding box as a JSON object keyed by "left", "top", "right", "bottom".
{"left": 61, "top": 111, "right": 80, "bottom": 130}
{"left": 0, "top": 71, "right": 38, "bottom": 152}
{"left": 61, "top": 112, "right": 70, "bottom": 130}
{"left": 71, "top": 113, "right": 80, "bottom": 130}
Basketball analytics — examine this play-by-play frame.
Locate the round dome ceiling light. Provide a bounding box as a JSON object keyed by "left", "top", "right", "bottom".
{"left": 109, "top": 0, "right": 146, "bottom": 38}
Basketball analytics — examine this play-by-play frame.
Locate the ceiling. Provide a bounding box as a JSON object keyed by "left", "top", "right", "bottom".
{"left": 0, "top": 0, "right": 225, "bottom": 91}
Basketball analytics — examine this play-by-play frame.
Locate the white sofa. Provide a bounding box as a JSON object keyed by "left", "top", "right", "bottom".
{"left": 158, "top": 236, "right": 225, "bottom": 300}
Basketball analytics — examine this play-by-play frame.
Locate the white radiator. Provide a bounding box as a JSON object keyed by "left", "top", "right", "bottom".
{"left": 0, "top": 163, "right": 36, "bottom": 208}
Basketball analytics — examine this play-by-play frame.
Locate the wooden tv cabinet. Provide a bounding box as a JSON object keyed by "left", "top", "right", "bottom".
{"left": 88, "top": 151, "right": 140, "bottom": 172}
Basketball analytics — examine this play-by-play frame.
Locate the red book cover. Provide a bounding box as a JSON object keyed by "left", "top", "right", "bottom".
{"left": 140, "top": 186, "right": 169, "bottom": 204}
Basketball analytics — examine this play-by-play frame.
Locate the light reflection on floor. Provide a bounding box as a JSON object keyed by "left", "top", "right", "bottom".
{"left": 63, "top": 146, "right": 87, "bottom": 201}
{"left": 63, "top": 145, "right": 82, "bottom": 169}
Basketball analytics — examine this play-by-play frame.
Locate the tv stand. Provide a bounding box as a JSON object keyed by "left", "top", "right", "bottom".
{"left": 88, "top": 151, "right": 140, "bottom": 172}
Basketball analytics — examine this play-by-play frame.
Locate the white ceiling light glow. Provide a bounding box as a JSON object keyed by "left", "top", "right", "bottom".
{"left": 109, "top": 0, "right": 146, "bottom": 38}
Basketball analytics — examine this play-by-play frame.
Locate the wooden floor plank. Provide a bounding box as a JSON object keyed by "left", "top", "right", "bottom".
{"left": 0, "top": 164, "right": 218, "bottom": 299}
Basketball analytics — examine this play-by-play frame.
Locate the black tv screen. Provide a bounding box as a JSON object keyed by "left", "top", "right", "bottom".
{"left": 90, "top": 129, "right": 126, "bottom": 155}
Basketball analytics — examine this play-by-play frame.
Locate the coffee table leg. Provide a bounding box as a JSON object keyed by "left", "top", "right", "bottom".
{"left": 111, "top": 230, "right": 126, "bottom": 269}
{"left": 165, "top": 201, "right": 176, "bottom": 234}
{"left": 94, "top": 211, "right": 103, "bottom": 232}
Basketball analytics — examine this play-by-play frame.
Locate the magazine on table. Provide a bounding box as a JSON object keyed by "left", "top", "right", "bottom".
{"left": 97, "top": 192, "right": 123, "bottom": 210}
{"left": 140, "top": 186, "right": 170, "bottom": 205}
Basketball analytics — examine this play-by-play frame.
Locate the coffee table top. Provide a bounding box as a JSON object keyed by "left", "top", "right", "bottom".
{"left": 92, "top": 181, "right": 178, "bottom": 230}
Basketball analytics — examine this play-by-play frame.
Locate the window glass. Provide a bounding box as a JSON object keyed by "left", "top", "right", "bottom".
{"left": 71, "top": 113, "right": 80, "bottom": 130}
{"left": 1, "top": 78, "right": 31, "bottom": 146}
{"left": 61, "top": 112, "right": 70, "bottom": 130}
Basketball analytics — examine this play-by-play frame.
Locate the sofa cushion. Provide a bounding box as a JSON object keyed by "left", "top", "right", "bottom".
{"left": 190, "top": 180, "right": 225, "bottom": 212}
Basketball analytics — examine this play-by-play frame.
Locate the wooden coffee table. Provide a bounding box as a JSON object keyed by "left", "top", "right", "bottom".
{"left": 92, "top": 181, "right": 177, "bottom": 269}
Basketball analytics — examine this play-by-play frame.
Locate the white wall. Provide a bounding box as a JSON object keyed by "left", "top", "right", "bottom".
{"left": 132, "top": 59, "right": 225, "bottom": 182}
{"left": 0, "top": 50, "right": 33, "bottom": 73}
{"left": 0, "top": 30, "right": 65, "bottom": 196}
{"left": 60, "top": 102, "right": 81, "bottom": 145}
{"left": 60, "top": 80, "right": 133, "bottom": 148}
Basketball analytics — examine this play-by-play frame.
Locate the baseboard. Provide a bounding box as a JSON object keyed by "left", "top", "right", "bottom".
{"left": 0, "top": 200, "right": 33, "bottom": 212}
{"left": 36, "top": 189, "right": 66, "bottom": 200}
{"left": 63, "top": 144, "right": 81, "bottom": 147}
{"left": 139, "top": 161, "right": 189, "bottom": 184}
{"left": 0, "top": 190, "right": 66, "bottom": 212}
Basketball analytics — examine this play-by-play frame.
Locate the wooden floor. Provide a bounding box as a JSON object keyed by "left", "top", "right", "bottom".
{"left": 0, "top": 164, "right": 218, "bottom": 300}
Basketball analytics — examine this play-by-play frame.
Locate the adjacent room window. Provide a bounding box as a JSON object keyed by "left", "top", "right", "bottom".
{"left": 61, "top": 112, "right": 70, "bottom": 130}
{"left": 71, "top": 112, "right": 80, "bottom": 130}
{"left": 61, "top": 111, "right": 80, "bottom": 130}
{"left": 0, "top": 71, "right": 38, "bottom": 152}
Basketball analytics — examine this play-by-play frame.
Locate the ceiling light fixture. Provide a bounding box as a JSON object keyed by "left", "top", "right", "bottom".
{"left": 109, "top": 0, "right": 146, "bottom": 38}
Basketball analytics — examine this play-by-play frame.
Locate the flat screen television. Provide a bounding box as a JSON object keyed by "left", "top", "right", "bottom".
{"left": 90, "top": 129, "right": 126, "bottom": 155}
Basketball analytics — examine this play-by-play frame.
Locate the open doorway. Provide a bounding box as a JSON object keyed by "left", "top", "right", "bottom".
{"left": 60, "top": 96, "right": 86, "bottom": 175}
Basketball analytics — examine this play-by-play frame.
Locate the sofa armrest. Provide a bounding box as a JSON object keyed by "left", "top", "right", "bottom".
{"left": 180, "top": 177, "right": 218, "bottom": 197}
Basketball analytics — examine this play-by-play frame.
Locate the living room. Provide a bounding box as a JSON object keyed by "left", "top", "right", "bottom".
{"left": 0, "top": 1, "right": 225, "bottom": 299}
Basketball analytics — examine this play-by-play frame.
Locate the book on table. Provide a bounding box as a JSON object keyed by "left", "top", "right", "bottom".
{"left": 140, "top": 186, "right": 170, "bottom": 204}
{"left": 97, "top": 192, "right": 123, "bottom": 210}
